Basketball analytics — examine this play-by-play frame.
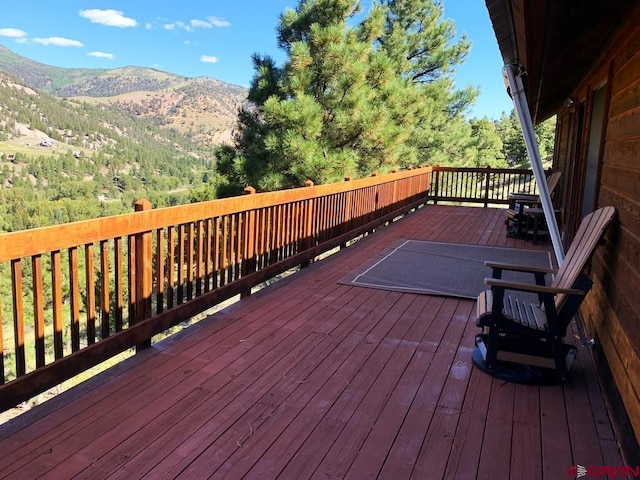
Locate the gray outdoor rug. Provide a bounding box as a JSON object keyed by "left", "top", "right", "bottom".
{"left": 340, "top": 240, "right": 553, "bottom": 300}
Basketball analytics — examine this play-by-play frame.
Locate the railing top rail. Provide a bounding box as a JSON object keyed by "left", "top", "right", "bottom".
{"left": 0, "top": 167, "right": 432, "bottom": 262}
{"left": 430, "top": 166, "right": 537, "bottom": 174}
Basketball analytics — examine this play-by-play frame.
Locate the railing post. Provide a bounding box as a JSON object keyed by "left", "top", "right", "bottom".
{"left": 370, "top": 173, "right": 379, "bottom": 229}
{"left": 342, "top": 177, "right": 352, "bottom": 249}
{"left": 483, "top": 165, "right": 491, "bottom": 208}
{"left": 391, "top": 170, "right": 399, "bottom": 205}
{"left": 241, "top": 186, "right": 256, "bottom": 298}
{"left": 134, "top": 199, "right": 153, "bottom": 351}
{"left": 302, "top": 180, "right": 315, "bottom": 268}
{"left": 433, "top": 167, "right": 440, "bottom": 204}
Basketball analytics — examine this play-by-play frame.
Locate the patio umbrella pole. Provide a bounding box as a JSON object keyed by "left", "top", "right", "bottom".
{"left": 503, "top": 64, "right": 565, "bottom": 264}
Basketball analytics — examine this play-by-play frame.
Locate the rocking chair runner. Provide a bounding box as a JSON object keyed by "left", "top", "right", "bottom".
{"left": 473, "top": 206, "right": 616, "bottom": 385}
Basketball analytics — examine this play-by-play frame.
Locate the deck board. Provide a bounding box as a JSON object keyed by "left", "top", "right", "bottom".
{"left": 0, "top": 205, "right": 624, "bottom": 479}
{"left": 510, "top": 384, "right": 542, "bottom": 480}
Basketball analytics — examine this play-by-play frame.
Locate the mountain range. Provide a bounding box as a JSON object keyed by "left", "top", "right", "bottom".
{"left": 0, "top": 44, "right": 248, "bottom": 147}
{"left": 0, "top": 45, "right": 253, "bottom": 231}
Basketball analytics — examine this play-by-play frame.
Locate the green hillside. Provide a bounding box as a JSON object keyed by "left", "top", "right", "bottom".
{"left": 0, "top": 71, "right": 215, "bottom": 232}
{"left": 0, "top": 45, "right": 187, "bottom": 96}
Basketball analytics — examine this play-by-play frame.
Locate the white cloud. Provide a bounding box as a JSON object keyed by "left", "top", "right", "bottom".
{"left": 88, "top": 51, "right": 114, "bottom": 59}
{"left": 145, "top": 23, "right": 153, "bottom": 30}
{"left": 33, "top": 37, "right": 83, "bottom": 47}
{"left": 0, "top": 28, "right": 27, "bottom": 39}
{"left": 190, "top": 19, "right": 211, "bottom": 29}
{"left": 79, "top": 9, "right": 137, "bottom": 28}
{"left": 200, "top": 55, "right": 219, "bottom": 64}
{"left": 162, "top": 16, "right": 230, "bottom": 33}
{"left": 207, "top": 16, "right": 231, "bottom": 27}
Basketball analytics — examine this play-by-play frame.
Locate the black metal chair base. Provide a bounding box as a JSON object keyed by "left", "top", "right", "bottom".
{"left": 472, "top": 331, "right": 577, "bottom": 386}
{"left": 471, "top": 348, "right": 563, "bottom": 386}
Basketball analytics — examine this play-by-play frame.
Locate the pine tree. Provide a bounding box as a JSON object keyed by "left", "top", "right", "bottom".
{"left": 379, "top": 0, "right": 477, "bottom": 165}
{"left": 493, "top": 111, "right": 556, "bottom": 168}
{"left": 469, "top": 117, "right": 505, "bottom": 168}
{"left": 217, "top": 0, "right": 476, "bottom": 193}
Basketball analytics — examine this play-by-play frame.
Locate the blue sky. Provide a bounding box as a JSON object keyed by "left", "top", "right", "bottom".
{"left": 0, "top": 0, "right": 514, "bottom": 119}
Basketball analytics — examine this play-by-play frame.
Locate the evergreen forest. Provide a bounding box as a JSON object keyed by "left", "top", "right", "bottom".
{"left": 0, "top": 73, "right": 215, "bottom": 233}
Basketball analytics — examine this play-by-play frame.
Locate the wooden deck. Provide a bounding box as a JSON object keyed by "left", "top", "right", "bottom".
{"left": 0, "top": 205, "right": 624, "bottom": 479}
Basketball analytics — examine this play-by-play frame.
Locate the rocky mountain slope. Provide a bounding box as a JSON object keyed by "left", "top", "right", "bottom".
{"left": 0, "top": 44, "right": 247, "bottom": 147}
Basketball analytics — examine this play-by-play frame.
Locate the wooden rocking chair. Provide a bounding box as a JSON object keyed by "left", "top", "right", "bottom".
{"left": 473, "top": 206, "right": 616, "bottom": 384}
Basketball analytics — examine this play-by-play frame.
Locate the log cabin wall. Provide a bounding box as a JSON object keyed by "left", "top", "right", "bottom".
{"left": 553, "top": 6, "right": 640, "bottom": 446}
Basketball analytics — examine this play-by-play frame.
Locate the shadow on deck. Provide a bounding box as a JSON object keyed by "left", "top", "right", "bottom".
{"left": 0, "top": 205, "right": 623, "bottom": 479}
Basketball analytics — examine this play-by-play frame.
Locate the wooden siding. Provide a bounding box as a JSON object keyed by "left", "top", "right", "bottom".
{"left": 553, "top": 4, "right": 640, "bottom": 446}
{"left": 0, "top": 206, "right": 625, "bottom": 479}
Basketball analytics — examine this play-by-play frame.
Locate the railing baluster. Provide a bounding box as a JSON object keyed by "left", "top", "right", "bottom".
{"left": 196, "top": 221, "right": 203, "bottom": 297}
{"left": 186, "top": 222, "right": 195, "bottom": 301}
{"left": 294, "top": 201, "right": 299, "bottom": 252}
{"left": 156, "top": 229, "right": 165, "bottom": 314}
{"left": 269, "top": 207, "right": 277, "bottom": 266}
{"left": 167, "top": 227, "right": 175, "bottom": 309}
{"left": 258, "top": 208, "right": 267, "bottom": 270}
{"left": 204, "top": 220, "right": 212, "bottom": 293}
{"left": 220, "top": 216, "right": 229, "bottom": 286}
{"left": 114, "top": 237, "right": 124, "bottom": 331}
{"left": 275, "top": 206, "right": 283, "bottom": 263}
{"left": 69, "top": 247, "right": 81, "bottom": 352}
{"left": 286, "top": 203, "right": 294, "bottom": 256}
{"left": 177, "top": 225, "right": 185, "bottom": 304}
{"left": 484, "top": 167, "right": 491, "bottom": 207}
{"left": 213, "top": 217, "right": 221, "bottom": 287}
{"left": 32, "top": 255, "right": 46, "bottom": 368}
{"left": 11, "top": 259, "right": 26, "bottom": 377}
{"left": 128, "top": 235, "right": 136, "bottom": 329}
{"left": 85, "top": 244, "right": 96, "bottom": 346}
{"left": 230, "top": 214, "right": 238, "bottom": 281}
{"left": 100, "top": 240, "right": 110, "bottom": 340}
{"left": 51, "top": 251, "right": 64, "bottom": 360}
{"left": 241, "top": 187, "right": 256, "bottom": 297}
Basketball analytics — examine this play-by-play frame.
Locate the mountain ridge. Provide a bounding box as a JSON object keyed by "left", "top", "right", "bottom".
{"left": 0, "top": 44, "right": 247, "bottom": 146}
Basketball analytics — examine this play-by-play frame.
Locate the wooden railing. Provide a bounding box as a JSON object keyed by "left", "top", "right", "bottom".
{"left": 429, "top": 166, "right": 544, "bottom": 206}
{"left": 0, "top": 168, "right": 431, "bottom": 410}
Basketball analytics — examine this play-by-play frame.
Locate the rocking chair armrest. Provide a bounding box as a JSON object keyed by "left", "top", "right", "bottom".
{"left": 484, "top": 261, "right": 556, "bottom": 275}
{"left": 483, "top": 277, "right": 587, "bottom": 296}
